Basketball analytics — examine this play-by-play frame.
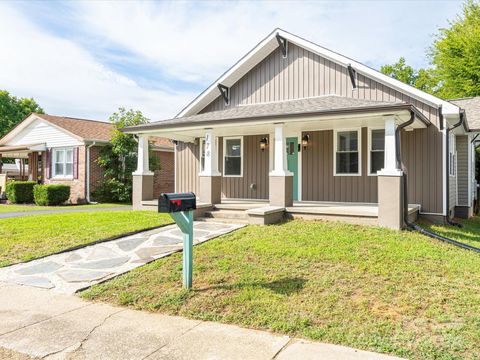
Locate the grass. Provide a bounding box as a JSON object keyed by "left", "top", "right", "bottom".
{"left": 82, "top": 220, "right": 480, "bottom": 360}
{"left": 419, "top": 216, "right": 480, "bottom": 248}
{"left": 0, "top": 203, "right": 129, "bottom": 213}
{"left": 0, "top": 211, "right": 172, "bottom": 267}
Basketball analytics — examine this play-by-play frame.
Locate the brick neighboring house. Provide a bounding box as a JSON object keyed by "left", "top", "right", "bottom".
{"left": 0, "top": 113, "right": 174, "bottom": 203}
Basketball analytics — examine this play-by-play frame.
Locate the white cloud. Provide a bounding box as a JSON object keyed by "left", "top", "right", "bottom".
{"left": 0, "top": 3, "right": 196, "bottom": 121}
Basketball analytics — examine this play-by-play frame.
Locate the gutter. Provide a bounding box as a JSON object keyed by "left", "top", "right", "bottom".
{"left": 86, "top": 141, "right": 96, "bottom": 203}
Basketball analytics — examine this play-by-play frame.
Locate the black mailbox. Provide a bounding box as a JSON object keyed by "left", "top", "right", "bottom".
{"left": 158, "top": 192, "right": 196, "bottom": 213}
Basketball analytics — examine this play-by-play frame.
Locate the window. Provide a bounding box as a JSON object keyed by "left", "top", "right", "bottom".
{"left": 449, "top": 133, "right": 456, "bottom": 176}
{"left": 335, "top": 130, "right": 360, "bottom": 175}
{"left": 52, "top": 148, "right": 73, "bottom": 178}
{"left": 223, "top": 137, "right": 242, "bottom": 177}
{"left": 369, "top": 129, "right": 385, "bottom": 175}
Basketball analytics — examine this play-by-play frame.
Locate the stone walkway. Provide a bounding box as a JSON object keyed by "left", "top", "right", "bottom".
{"left": 0, "top": 206, "right": 132, "bottom": 219}
{"left": 0, "top": 221, "right": 244, "bottom": 294}
{"left": 0, "top": 283, "right": 405, "bottom": 360}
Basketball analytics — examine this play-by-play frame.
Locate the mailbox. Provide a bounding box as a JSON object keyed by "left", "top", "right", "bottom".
{"left": 158, "top": 192, "right": 196, "bottom": 213}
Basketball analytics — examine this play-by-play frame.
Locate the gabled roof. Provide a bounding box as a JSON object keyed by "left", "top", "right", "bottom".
{"left": 177, "top": 28, "right": 459, "bottom": 118}
{"left": 124, "top": 95, "right": 429, "bottom": 133}
{"left": 449, "top": 97, "right": 480, "bottom": 131}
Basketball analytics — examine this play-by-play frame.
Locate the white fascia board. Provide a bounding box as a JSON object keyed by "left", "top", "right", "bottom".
{"left": 0, "top": 114, "right": 38, "bottom": 145}
{"left": 177, "top": 28, "right": 460, "bottom": 119}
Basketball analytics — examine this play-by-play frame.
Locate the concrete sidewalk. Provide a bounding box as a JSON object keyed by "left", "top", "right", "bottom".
{"left": 0, "top": 283, "right": 404, "bottom": 360}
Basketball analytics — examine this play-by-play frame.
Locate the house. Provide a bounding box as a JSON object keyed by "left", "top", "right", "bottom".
{"left": 123, "top": 29, "right": 478, "bottom": 229}
{"left": 0, "top": 113, "right": 174, "bottom": 203}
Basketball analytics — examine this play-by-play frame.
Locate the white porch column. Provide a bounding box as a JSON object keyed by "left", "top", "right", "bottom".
{"left": 199, "top": 129, "right": 221, "bottom": 176}
{"left": 270, "top": 123, "right": 292, "bottom": 176}
{"left": 269, "top": 123, "right": 293, "bottom": 207}
{"left": 132, "top": 134, "right": 153, "bottom": 210}
{"left": 378, "top": 116, "right": 402, "bottom": 176}
{"left": 377, "top": 115, "right": 404, "bottom": 230}
{"left": 133, "top": 135, "right": 153, "bottom": 176}
{"left": 199, "top": 129, "right": 221, "bottom": 205}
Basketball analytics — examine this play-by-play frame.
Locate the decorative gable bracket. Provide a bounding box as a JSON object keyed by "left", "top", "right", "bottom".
{"left": 276, "top": 33, "right": 288, "bottom": 58}
{"left": 217, "top": 84, "right": 230, "bottom": 105}
{"left": 347, "top": 64, "right": 357, "bottom": 89}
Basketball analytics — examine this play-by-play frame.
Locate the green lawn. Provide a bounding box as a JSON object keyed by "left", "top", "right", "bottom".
{"left": 0, "top": 203, "right": 129, "bottom": 213}
{"left": 0, "top": 211, "right": 172, "bottom": 267}
{"left": 419, "top": 216, "right": 480, "bottom": 248}
{"left": 82, "top": 220, "right": 480, "bottom": 360}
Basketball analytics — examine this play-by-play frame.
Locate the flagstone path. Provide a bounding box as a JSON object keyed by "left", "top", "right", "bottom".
{"left": 0, "top": 221, "right": 244, "bottom": 294}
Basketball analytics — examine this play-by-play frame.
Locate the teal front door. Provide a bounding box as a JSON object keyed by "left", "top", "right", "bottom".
{"left": 286, "top": 137, "right": 299, "bottom": 201}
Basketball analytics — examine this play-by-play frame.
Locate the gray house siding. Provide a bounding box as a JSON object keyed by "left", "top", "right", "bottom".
{"left": 176, "top": 43, "right": 443, "bottom": 214}
{"left": 175, "top": 141, "right": 200, "bottom": 195}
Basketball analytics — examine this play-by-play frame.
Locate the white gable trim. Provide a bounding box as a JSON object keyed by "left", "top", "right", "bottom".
{"left": 0, "top": 114, "right": 84, "bottom": 145}
{"left": 177, "top": 28, "right": 460, "bottom": 118}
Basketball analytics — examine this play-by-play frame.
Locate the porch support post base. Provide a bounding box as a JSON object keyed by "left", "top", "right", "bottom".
{"left": 269, "top": 175, "right": 293, "bottom": 207}
{"left": 378, "top": 173, "right": 404, "bottom": 230}
{"left": 199, "top": 176, "right": 221, "bottom": 205}
{"left": 132, "top": 174, "right": 154, "bottom": 210}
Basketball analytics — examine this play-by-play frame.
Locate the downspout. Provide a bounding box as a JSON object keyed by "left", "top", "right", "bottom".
{"left": 400, "top": 111, "right": 480, "bottom": 253}
{"left": 445, "top": 112, "right": 464, "bottom": 227}
{"left": 86, "top": 141, "right": 96, "bottom": 203}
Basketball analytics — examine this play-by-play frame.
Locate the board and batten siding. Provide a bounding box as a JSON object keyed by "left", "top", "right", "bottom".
{"left": 10, "top": 119, "right": 83, "bottom": 148}
{"left": 187, "top": 42, "right": 444, "bottom": 214}
{"left": 456, "top": 135, "right": 469, "bottom": 206}
{"left": 175, "top": 135, "right": 270, "bottom": 200}
{"left": 301, "top": 128, "right": 378, "bottom": 203}
{"left": 218, "top": 135, "right": 269, "bottom": 199}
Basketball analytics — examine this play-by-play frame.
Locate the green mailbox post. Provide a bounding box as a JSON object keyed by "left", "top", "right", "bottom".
{"left": 158, "top": 192, "right": 196, "bottom": 289}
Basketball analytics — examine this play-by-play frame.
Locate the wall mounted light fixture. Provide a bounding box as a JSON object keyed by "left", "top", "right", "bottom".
{"left": 302, "top": 134, "right": 310, "bottom": 150}
{"left": 260, "top": 137, "right": 268, "bottom": 152}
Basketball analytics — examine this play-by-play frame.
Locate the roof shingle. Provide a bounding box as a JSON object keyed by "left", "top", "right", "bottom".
{"left": 449, "top": 97, "right": 480, "bottom": 131}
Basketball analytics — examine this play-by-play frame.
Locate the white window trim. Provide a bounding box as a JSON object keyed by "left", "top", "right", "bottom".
{"left": 449, "top": 133, "right": 456, "bottom": 177}
{"left": 333, "top": 128, "right": 362, "bottom": 176}
{"left": 199, "top": 137, "right": 219, "bottom": 173}
{"left": 367, "top": 127, "right": 385, "bottom": 176}
{"left": 223, "top": 136, "right": 243, "bottom": 178}
{"left": 52, "top": 147, "right": 74, "bottom": 179}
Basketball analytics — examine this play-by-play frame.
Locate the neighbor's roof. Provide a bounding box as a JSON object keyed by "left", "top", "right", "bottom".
{"left": 123, "top": 95, "right": 429, "bottom": 133}
{"left": 177, "top": 28, "right": 459, "bottom": 117}
{"left": 35, "top": 114, "right": 114, "bottom": 142}
{"left": 449, "top": 97, "right": 480, "bottom": 131}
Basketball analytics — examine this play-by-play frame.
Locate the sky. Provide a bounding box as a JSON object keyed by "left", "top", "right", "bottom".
{"left": 0, "top": 0, "right": 463, "bottom": 122}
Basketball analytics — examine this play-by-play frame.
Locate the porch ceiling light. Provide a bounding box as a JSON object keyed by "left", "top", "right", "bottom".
{"left": 302, "top": 134, "right": 310, "bottom": 150}
{"left": 260, "top": 137, "right": 268, "bottom": 152}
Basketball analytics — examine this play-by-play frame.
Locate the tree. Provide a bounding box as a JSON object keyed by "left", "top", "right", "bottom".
{"left": 430, "top": 0, "right": 480, "bottom": 99}
{"left": 93, "top": 108, "right": 159, "bottom": 203}
{"left": 380, "top": 57, "right": 438, "bottom": 94}
{"left": 0, "top": 90, "right": 44, "bottom": 138}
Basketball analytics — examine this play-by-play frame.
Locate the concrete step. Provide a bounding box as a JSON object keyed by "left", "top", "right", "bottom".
{"left": 205, "top": 210, "right": 249, "bottom": 220}
{"left": 214, "top": 203, "right": 267, "bottom": 211}
{"left": 197, "top": 217, "right": 250, "bottom": 225}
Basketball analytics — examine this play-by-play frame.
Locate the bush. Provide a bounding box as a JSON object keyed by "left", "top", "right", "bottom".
{"left": 92, "top": 178, "right": 132, "bottom": 203}
{"left": 33, "top": 184, "right": 70, "bottom": 206}
{"left": 6, "top": 181, "right": 36, "bottom": 203}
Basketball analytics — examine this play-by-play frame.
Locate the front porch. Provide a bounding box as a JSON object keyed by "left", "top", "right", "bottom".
{"left": 141, "top": 199, "right": 420, "bottom": 226}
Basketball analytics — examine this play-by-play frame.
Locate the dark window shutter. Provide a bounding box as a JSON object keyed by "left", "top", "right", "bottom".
{"left": 73, "top": 147, "right": 79, "bottom": 179}
{"left": 45, "top": 149, "right": 51, "bottom": 179}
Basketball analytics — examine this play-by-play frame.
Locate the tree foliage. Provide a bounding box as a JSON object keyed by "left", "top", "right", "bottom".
{"left": 93, "top": 108, "right": 159, "bottom": 203}
{"left": 0, "top": 90, "right": 44, "bottom": 138}
{"left": 380, "top": 57, "right": 437, "bottom": 93}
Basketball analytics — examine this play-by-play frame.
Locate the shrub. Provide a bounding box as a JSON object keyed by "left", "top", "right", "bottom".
{"left": 92, "top": 178, "right": 131, "bottom": 203}
{"left": 33, "top": 184, "right": 70, "bottom": 206}
{"left": 5, "top": 181, "right": 36, "bottom": 204}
